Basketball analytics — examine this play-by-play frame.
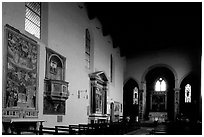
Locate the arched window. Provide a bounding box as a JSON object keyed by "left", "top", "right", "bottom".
{"left": 185, "top": 84, "right": 191, "bottom": 103}
{"left": 85, "top": 29, "right": 90, "bottom": 69}
{"left": 133, "top": 87, "right": 138, "bottom": 104}
{"left": 155, "top": 78, "right": 166, "bottom": 91}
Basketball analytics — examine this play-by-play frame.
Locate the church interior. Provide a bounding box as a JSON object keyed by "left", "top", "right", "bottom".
{"left": 2, "top": 2, "right": 202, "bottom": 135}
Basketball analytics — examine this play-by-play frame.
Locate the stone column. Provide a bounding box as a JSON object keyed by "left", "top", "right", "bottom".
{"left": 174, "top": 88, "right": 180, "bottom": 120}
{"left": 138, "top": 82, "right": 146, "bottom": 121}
{"left": 150, "top": 93, "right": 152, "bottom": 110}
{"left": 165, "top": 92, "right": 167, "bottom": 110}
{"left": 138, "top": 89, "right": 144, "bottom": 121}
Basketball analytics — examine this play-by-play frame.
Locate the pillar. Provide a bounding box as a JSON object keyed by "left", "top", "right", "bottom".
{"left": 174, "top": 88, "right": 180, "bottom": 120}
{"left": 138, "top": 89, "right": 144, "bottom": 121}
{"left": 165, "top": 92, "right": 167, "bottom": 110}
{"left": 139, "top": 82, "right": 146, "bottom": 121}
{"left": 150, "top": 93, "right": 152, "bottom": 110}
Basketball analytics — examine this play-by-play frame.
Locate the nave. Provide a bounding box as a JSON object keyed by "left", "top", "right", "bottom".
{"left": 2, "top": 2, "right": 202, "bottom": 135}
{"left": 126, "top": 120, "right": 202, "bottom": 135}
{"left": 4, "top": 119, "right": 201, "bottom": 135}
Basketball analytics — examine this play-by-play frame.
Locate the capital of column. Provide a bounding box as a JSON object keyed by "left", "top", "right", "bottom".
{"left": 174, "top": 88, "right": 181, "bottom": 92}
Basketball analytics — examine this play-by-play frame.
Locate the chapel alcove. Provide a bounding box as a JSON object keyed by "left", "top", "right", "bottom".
{"left": 123, "top": 78, "right": 139, "bottom": 123}
{"left": 145, "top": 67, "right": 175, "bottom": 122}
{"left": 180, "top": 72, "right": 201, "bottom": 122}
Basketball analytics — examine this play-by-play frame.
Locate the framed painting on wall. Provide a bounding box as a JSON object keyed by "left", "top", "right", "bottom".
{"left": 3, "top": 24, "right": 39, "bottom": 119}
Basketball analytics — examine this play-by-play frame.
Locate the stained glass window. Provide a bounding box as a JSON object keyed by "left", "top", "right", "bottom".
{"left": 25, "top": 2, "right": 41, "bottom": 39}
{"left": 85, "top": 29, "right": 90, "bottom": 69}
{"left": 155, "top": 78, "right": 166, "bottom": 91}
{"left": 133, "top": 87, "right": 138, "bottom": 104}
{"left": 185, "top": 84, "right": 191, "bottom": 103}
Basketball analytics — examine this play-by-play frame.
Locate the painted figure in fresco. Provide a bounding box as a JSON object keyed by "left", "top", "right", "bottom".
{"left": 6, "top": 29, "right": 38, "bottom": 110}
{"left": 6, "top": 80, "right": 18, "bottom": 107}
{"left": 18, "top": 82, "right": 26, "bottom": 103}
{"left": 50, "top": 61, "right": 57, "bottom": 74}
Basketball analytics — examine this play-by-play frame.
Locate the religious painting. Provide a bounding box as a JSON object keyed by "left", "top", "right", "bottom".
{"left": 5, "top": 25, "right": 38, "bottom": 109}
{"left": 95, "top": 87, "right": 103, "bottom": 113}
{"left": 50, "top": 60, "right": 58, "bottom": 74}
{"left": 152, "top": 95, "right": 165, "bottom": 112}
{"left": 114, "top": 101, "right": 120, "bottom": 116}
{"left": 45, "top": 48, "right": 65, "bottom": 80}
{"left": 113, "top": 101, "right": 122, "bottom": 122}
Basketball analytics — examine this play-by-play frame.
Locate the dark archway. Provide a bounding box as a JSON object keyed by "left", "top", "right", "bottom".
{"left": 180, "top": 72, "right": 201, "bottom": 122}
{"left": 123, "top": 78, "right": 139, "bottom": 123}
{"left": 145, "top": 67, "right": 175, "bottom": 121}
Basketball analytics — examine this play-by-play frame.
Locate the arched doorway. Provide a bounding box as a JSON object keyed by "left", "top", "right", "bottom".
{"left": 180, "top": 73, "right": 201, "bottom": 122}
{"left": 123, "top": 78, "right": 139, "bottom": 123}
{"left": 145, "top": 67, "right": 175, "bottom": 122}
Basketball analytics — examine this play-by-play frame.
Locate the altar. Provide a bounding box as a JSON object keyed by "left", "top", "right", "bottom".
{"left": 149, "top": 112, "right": 167, "bottom": 123}
{"left": 149, "top": 89, "right": 168, "bottom": 122}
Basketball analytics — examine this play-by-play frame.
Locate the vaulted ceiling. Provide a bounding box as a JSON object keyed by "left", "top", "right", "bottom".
{"left": 86, "top": 2, "right": 202, "bottom": 57}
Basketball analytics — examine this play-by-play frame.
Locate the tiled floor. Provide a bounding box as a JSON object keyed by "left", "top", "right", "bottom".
{"left": 126, "top": 127, "right": 154, "bottom": 135}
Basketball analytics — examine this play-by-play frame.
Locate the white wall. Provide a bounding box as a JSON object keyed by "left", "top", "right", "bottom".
{"left": 125, "top": 47, "right": 192, "bottom": 88}
{"left": 2, "top": 2, "right": 125, "bottom": 126}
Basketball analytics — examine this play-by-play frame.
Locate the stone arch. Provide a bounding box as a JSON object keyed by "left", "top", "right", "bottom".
{"left": 179, "top": 72, "right": 201, "bottom": 122}
{"left": 123, "top": 78, "right": 139, "bottom": 122}
{"left": 140, "top": 64, "right": 179, "bottom": 121}
{"left": 141, "top": 64, "right": 178, "bottom": 89}
{"left": 124, "top": 77, "right": 140, "bottom": 87}
{"left": 179, "top": 71, "right": 192, "bottom": 88}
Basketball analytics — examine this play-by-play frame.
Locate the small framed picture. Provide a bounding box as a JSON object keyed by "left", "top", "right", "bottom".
{"left": 50, "top": 60, "right": 57, "bottom": 74}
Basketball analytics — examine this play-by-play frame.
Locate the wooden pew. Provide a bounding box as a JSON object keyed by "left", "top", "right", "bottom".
{"left": 55, "top": 126, "right": 74, "bottom": 135}
{"left": 69, "top": 124, "right": 80, "bottom": 134}
{"left": 38, "top": 127, "right": 56, "bottom": 135}
{"left": 78, "top": 124, "right": 96, "bottom": 135}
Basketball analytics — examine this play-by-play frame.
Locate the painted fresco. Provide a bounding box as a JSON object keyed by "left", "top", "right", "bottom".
{"left": 5, "top": 27, "right": 38, "bottom": 109}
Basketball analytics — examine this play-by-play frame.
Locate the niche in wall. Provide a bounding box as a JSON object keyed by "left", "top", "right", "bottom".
{"left": 43, "top": 48, "right": 69, "bottom": 115}
{"left": 2, "top": 24, "right": 39, "bottom": 119}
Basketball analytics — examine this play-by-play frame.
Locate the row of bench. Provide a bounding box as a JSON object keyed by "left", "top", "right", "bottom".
{"left": 38, "top": 122, "right": 140, "bottom": 135}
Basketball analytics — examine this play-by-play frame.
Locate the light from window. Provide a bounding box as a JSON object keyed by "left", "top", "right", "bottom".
{"left": 110, "top": 54, "right": 113, "bottom": 82}
{"left": 85, "top": 29, "right": 90, "bottom": 69}
{"left": 155, "top": 78, "right": 166, "bottom": 91}
{"left": 185, "top": 84, "right": 191, "bottom": 103}
{"left": 25, "top": 2, "right": 41, "bottom": 39}
{"left": 133, "top": 87, "right": 138, "bottom": 105}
